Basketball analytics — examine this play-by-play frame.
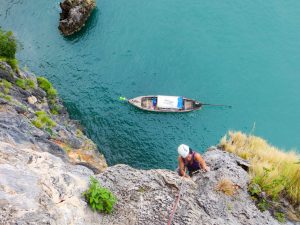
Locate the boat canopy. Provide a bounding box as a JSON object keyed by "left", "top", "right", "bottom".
{"left": 157, "top": 96, "right": 183, "bottom": 109}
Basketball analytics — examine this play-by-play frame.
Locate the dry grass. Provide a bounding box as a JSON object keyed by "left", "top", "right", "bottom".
{"left": 219, "top": 131, "right": 300, "bottom": 204}
{"left": 216, "top": 178, "right": 237, "bottom": 196}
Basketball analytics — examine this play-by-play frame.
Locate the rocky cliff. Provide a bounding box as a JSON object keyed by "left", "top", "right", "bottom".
{"left": 0, "top": 62, "right": 296, "bottom": 224}
{"left": 58, "top": 0, "right": 96, "bottom": 36}
{"left": 0, "top": 61, "right": 107, "bottom": 173}
{"left": 0, "top": 138, "right": 283, "bottom": 225}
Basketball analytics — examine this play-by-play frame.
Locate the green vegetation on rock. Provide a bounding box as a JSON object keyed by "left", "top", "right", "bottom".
{"left": 220, "top": 131, "right": 300, "bottom": 221}
{"left": 0, "top": 79, "right": 12, "bottom": 94}
{"left": 37, "top": 77, "right": 57, "bottom": 99}
{"left": 83, "top": 177, "right": 116, "bottom": 214}
{"left": 274, "top": 212, "right": 286, "bottom": 223}
{"left": 37, "top": 76, "right": 61, "bottom": 114}
{"left": 0, "top": 79, "right": 13, "bottom": 101}
{"left": 16, "top": 78, "right": 35, "bottom": 90}
{"left": 0, "top": 92, "right": 12, "bottom": 102}
{"left": 32, "top": 111, "right": 56, "bottom": 129}
{"left": 0, "top": 28, "right": 18, "bottom": 70}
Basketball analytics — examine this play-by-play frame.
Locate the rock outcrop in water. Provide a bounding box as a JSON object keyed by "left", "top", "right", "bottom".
{"left": 58, "top": 0, "right": 96, "bottom": 36}
{"left": 0, "top": 62, "right": 296, "bottom": 224}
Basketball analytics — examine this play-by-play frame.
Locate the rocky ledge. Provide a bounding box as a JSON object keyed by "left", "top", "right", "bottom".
{"left": 0, "top": 61, "right": 107, "bottom": 173}
{"left": 58, "top": 0, "right": 96, "bottom": 36}
{"left": 0, "top": 136, "right": 285, "bottom": 225}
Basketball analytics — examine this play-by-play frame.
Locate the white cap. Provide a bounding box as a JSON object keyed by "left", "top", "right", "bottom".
{"left": 178, "top": 144, "right": 189, "bottom": 158}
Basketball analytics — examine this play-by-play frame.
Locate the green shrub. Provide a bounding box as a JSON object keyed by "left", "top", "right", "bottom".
{"left": 37, "top": 76, "right": 60, "bottom": 114}
{"left": 0, "top": 94, "right": 11, "bottom": 101}
{"left": 47, "top": 87, "right": 57, "bottom": 99}
{"left": 257, "top": 198, "right": 269, "bottom": 212}
{"left": 32, "top": 111, "right": 56, "bottom": 129}
{"left": 4, "top": 88, "right": 9, "bottom": 94}
{"left": 274, "top": 212, "right": 285, "bottom": 223}
{"left": 5, "top": 58, "right": 18, "bottom": 70}
{"left": 16, "top": 78, "right": 35, "bottom": 90}
{"left": 3, "top": 95, "right": 12, "bottom": 102}
{"left": 45, "top": 127, "right": 53, "bottom": 136}
{"left": 16, "top": 78, "right": 26, "bottom": 89}
{"left": 0, "top": 79, "right": 12, "bottom": 94}
{"left": 26, "top": 79, "right": 35, "bottom": 89}
{"left": 0, "top": 63, "right": 5, "bottom": 70}
{"left": 50, "top": 108, "right": 58, "bottom": 115}
{"left": 37, "top": 76, "right": 58, "bottom": 99}
{"left": 83, "top": 177, "right": 116, "bottom": 214}
{"left": 50, "top": 103, "right": 62, "bottom": 115}
{"left": 32, "top": 120, "right": 42, "bottom": 129}
{"left": 37, "top": 76, "right": 52, "bottom": 91}
{"left": 0, "top": 28, "right": 18, "bottom": 71}
{"left": 0, "top": 57, "right": 18, "bottom": 71}
{"left": 3, "top": 79, "right": 12, "bottom": 89}
{"left": 0, "top": 28, "right": 17, "bottom": 59}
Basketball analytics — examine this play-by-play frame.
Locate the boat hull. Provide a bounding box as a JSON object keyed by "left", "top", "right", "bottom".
{"left": 128, "top": 95, "right": 202, "bottom": 112}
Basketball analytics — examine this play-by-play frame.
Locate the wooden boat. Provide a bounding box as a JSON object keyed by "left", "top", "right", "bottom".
{"left": 128, "top": 95, "right": 202, "bottom": 112}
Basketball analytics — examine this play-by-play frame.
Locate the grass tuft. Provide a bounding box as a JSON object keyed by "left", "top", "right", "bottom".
{"left": 37, "top": 76, "right": 57, "bottom": 99}
{"left": 37, "top": 76, "right": 60, "bottom": 114}
{"left": 16, "top": 78, "right": 35, "bottom": 90}
{"left": 216, "top": 178, "right": 237, "bottom": 196}
{"left": 219, "top": 131, "right": 300, "bottom": 205}
{"left": 0, "top": 79, "right": 12, "bottom": 94}
{"left": 32, "top": 111, "right": 56, "bottom": 129}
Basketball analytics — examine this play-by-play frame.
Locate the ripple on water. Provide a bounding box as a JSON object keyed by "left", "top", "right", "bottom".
{"left": 1, "top": 0, "right": 300, "bottom": 169}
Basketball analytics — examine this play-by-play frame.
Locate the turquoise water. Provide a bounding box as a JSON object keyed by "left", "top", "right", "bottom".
{"left": 1, "top": 0, "right": 300, "bottom": 169}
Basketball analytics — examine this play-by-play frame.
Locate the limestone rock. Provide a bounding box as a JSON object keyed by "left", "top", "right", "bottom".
{"left": 58, "top": 0, "right": 96, "bottom": 36}
{"left": 28, "top": 95, "right": 38, "bottom": 105}
{"left": 0, "top": 62, "right": 107, "bottom": 172}
{"left": 0, "top": 139, "right": 95, "bottom": 225}
{"left": 0, "top": 143, "right": 284, "bottom": 225}
{"left": 95, "top": 151, "right": 281, "bottom": 225}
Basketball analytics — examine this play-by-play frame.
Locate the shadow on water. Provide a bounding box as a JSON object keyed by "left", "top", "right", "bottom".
{"left": 63, "top": 8, "right": 99, "bottom": 43}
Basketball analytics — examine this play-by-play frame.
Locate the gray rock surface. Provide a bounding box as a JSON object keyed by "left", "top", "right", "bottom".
{"left": 96, "top": 149, "right": 281, "bottom": 225}
{"left": 0, "top": 61, "right": 107, "bottom": 172}
{"left": 0, "top": 138, "right": 283, "bottom": 225}
{"left": 58, "top": 0, "right": 96, "bottom": 36}
{"left": 0, "top": 134, "right": 95, "bottom": 225}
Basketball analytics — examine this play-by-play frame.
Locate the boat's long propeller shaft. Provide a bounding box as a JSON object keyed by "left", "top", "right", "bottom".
{"left": 201, "top": 103, "right": 232, "bottom": 108}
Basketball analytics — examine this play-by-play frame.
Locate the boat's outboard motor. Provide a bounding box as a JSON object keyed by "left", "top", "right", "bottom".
{"left": 195, "top": 102, "right": 202, "bottom": 107}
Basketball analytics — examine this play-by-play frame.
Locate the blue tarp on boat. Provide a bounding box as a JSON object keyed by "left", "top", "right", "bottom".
{"left": 177, "top": 97, "right": 183, "bottom": 109}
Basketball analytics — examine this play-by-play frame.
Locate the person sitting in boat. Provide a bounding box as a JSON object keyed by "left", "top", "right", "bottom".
{"left": 177, "top": 144, "right": 210, "bottom": 177}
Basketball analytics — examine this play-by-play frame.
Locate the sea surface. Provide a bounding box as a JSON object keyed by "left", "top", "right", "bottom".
{"left": 1, "top": 0, "right": 299, "bottom": 169}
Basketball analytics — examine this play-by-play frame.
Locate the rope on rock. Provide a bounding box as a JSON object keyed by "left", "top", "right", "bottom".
{"left": 167, "top": 176, "right": 185, "bottom": 225}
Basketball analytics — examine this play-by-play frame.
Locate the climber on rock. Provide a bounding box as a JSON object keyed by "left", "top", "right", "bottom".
{"left": 177, "top": 144, "right": 210, "bottom": 177}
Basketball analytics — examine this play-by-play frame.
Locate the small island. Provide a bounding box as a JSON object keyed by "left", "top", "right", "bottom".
{"left": 58, "top": 0, "right": 96, "bottom": 36}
